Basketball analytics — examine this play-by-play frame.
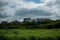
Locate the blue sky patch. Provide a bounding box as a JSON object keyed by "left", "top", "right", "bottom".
{"left": 25, "top": 0, "right": 41, "bottom": 3}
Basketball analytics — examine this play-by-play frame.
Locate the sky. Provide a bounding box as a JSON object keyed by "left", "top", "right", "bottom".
{"left": 0, "top": 0, "right": 60, "bottom": 21}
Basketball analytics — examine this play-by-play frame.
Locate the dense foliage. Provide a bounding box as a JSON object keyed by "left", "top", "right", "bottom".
{"left": 0, "top": 20, "right": 60, "bottom": 29}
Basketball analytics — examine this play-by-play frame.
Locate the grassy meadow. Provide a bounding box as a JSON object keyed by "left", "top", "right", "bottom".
{"left": 0, "top": 29, "right": 60, "bottom": 40}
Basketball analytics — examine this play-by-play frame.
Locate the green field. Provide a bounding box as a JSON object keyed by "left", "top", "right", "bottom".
{"left": 0, "top": 29, "right": 60, "bottom": 40}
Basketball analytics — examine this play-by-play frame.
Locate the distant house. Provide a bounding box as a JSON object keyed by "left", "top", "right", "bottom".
{"left": 36, "top": 18, "right": 51, "bottom": 23}
{"left": 36, "top": 18, "right": 44, "bottom": 23}
{"left": 23, "top": 18, "right": 51, "bottom": 23}
{"left": 31, "top": 19, "right": 37, "bottom": 22}
{"left": 23, "top": 18, "right": 31, "bottom": 22}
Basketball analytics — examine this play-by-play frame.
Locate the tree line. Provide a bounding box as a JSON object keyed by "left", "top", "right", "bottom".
{"left": 0, "top": 20, "right": 60, "bottom": 29}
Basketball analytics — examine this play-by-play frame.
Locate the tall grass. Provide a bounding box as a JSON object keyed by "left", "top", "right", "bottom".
{"left": 0, "top": 29, "right": 60, "bottom": 40}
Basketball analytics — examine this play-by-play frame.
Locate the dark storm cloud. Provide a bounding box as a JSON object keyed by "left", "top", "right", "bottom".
{"left": 0, "top": 0, "right": 9, "bottom": 19}
{"left": 15, "top": 9, "right": 53, "bottom": 17}
{"left": 0, "top": 13, "right": 9, "bottom": 18}
{"left": 0, "top": 8, "right": 3, "bottom": 11}
{"left": 0, "top": 1, "right": 8, "bottom": 7}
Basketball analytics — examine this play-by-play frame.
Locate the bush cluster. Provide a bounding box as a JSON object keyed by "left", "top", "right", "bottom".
{"left": 0, "top": 20, "right": 60, "bottom": 29}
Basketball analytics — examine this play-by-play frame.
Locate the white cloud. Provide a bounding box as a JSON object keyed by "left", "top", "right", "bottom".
{"left": 0, "top": 0, "right": 60, "bottom": 21}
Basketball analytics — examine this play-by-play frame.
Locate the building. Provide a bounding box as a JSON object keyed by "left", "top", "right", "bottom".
{"left": 36, "top": 18, "right": 51, "bottom": 22}
{"left": 23, "top": 18, "right": 31, "bottom": 22}
{"left": 23, "top": 18, "right": 51, "bottom": 23}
